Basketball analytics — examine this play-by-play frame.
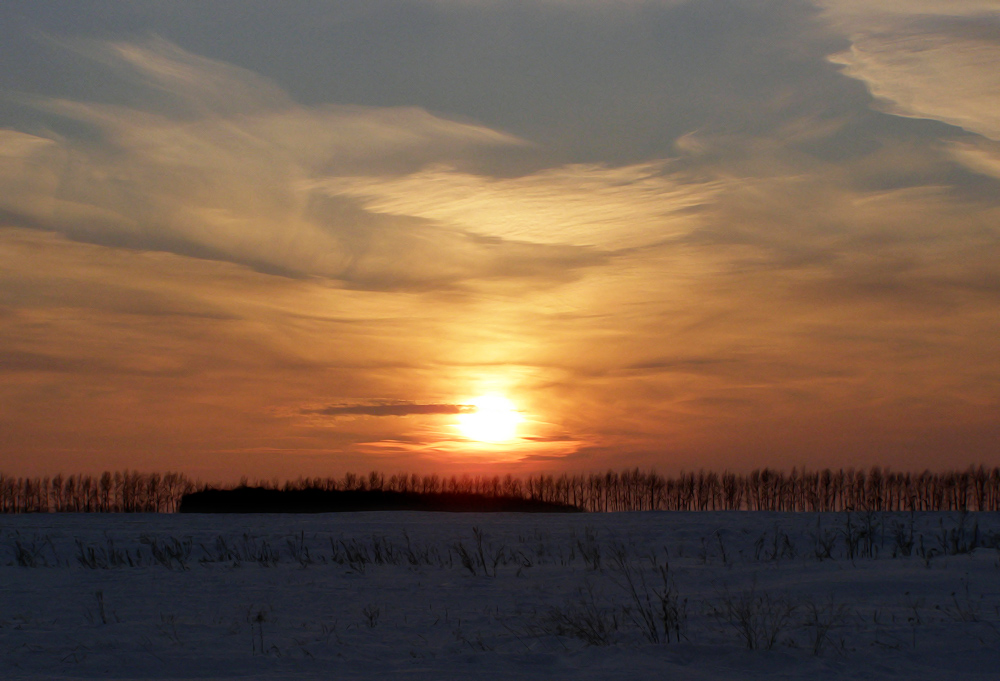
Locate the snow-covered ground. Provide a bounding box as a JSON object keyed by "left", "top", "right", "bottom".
{"left": 2, "top": 511, "right": 999, "bottom": 680}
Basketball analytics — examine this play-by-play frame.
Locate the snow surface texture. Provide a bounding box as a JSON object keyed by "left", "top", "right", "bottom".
{"left": 2, "top": 512, "right": 999, "bottom": 680}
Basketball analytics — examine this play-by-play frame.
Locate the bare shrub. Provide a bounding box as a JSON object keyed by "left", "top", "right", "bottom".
{"left": 802, "top": 599, "right": 850, "bottom": 655}
{"left": 401, "top": 530, "right": 441, "bottom": 566}
{"left": 810, "top": 517, "right": 838, "bottom": 561}
{"left": 140, "top": 535, "right": 192, "bottom": 570}
{"left": 453, "top": 540, "right": 478, "bottom": 576}
{"left": 607, "top": 543, "right": 686, "bottom": 644}
{"left": 286, "top": 531, "right": 314, "bottom": 567}
{"left": 84, "top": 590, "right": 118, "bottom": 625}
{"left": 840, "top": 513, "right": 862, "bottom": 562}
{"left": 713, "top": 581, "right": 796, "bottom": 650}
{"left": 714, "top": 530, "right": 729, "bottom": 566}
{"left": 76, "top": 536, "right": 135, "bottom": 568}
{"left": 753, "top": 525, "right": 796, "bottom": 562}
{"left": 575, "top": 526, "right": 602, "bottom": 570}
{"left": 158, "top": 613, "right": 181, "bottom": 645}
{"left": 905, "top": 596, "right": 924, "bottom": 649}
{"left": 247, "top": 605, "right": 272, "bottom": 655}
{"left": 936, "top": 512, "right": 980, "bottom": 555}
{"left": 452, "top": 527, "right": 510, "bottom": 577}
{"left": 361, "top": 604, "right": 381, "bottom": 628}
{"left": 545, "top": 583, "right": 621, "bottom": 646}
{"left": 213, "top": 534, "right": 280, "bottom": 567}
{"left": 370, "top": 535, "right": 397, "bottom": 565}
{"left": 331, "top": 538, "right": 368, "bottom": 573}
{"left": 890, "top": 514, "right": 915, "bottom": 557}
{"left": 453, "top": 626, "right": 494, "bottom": 652}
{"left": 13, "top": 533, "right": 57, "bottom": 567}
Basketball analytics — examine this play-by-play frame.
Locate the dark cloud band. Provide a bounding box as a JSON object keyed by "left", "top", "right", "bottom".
{"left": 307, "top": 403, "right": 475, "bottom": 417}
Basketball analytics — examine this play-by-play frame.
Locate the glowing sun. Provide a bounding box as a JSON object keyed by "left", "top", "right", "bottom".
{"left": 458, "top": 394, "right": 523, "bottom": 442}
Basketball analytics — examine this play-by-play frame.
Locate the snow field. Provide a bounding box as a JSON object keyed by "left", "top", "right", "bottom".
{"left": 2, "top": 511, "right": 1000, "bottom": 680}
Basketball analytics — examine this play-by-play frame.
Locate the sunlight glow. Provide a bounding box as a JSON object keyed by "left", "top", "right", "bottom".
{"left": 457, "top": 394, "right": 523, "bottom": 443}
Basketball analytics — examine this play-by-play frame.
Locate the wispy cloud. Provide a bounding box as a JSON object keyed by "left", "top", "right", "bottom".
{"left": 314, "top": 161, "right": 718, "bottom": 250}
{"left": 821, "top": 0, "right": 1000, "bottom": 140}
{"left": 2, "top": 38, "right": 603, "bottom": 292}
{"left": 948, "top": 139, "right": 1000, "bottom": 180}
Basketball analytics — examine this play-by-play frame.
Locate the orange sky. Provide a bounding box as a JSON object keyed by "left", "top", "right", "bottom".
{"left": 1, "top": 1, "right": 999, "bottom": 480}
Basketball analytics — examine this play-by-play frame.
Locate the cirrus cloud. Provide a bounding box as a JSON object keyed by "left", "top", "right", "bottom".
{"left": 1, "top": 38, "right": 613, "bottom": 292}
{"left": 821, "top": 0, "right": 1000, "bottom": 141}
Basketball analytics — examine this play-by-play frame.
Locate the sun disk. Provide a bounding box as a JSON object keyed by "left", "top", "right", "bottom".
{"left": 458, "top": 394, "right": 523, "bottom": 442}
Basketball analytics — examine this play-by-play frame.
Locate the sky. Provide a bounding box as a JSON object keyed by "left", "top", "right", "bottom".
{"left": 1, "top": 0, "right": 999, "bottom": 480}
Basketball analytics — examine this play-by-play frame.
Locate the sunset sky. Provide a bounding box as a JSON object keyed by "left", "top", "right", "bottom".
{"left": 2, "top": 0, "right": 999, "bottom": 480}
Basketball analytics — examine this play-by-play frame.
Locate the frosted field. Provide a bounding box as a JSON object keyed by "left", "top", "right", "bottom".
{"left": 2, "top": 512, "right": 1000, "bottom": 680}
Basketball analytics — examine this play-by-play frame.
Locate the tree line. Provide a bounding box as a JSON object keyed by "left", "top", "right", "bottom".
{"left": 3, "top": 466, "right": 1000, "bottom": 513}
{"left": 0, "top": 471, "right": 195, "bottom": 514}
